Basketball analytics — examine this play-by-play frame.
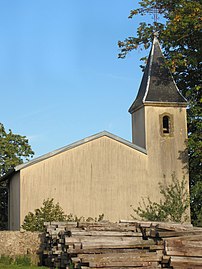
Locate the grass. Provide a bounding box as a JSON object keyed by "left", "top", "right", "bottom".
{"left": 0, "top": 264, "right": 47, "bottom": 269}
{"left": 0, "top": 255, "right": 47, "bottom": 269}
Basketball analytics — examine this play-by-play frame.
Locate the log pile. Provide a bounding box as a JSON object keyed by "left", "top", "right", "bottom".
{"left": 42, "top": 220, "right": 202, "bottom": 269}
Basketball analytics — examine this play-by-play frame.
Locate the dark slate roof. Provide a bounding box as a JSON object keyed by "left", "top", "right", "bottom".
{"left": 129, "top": 36, "right": 187, "bottom": 113}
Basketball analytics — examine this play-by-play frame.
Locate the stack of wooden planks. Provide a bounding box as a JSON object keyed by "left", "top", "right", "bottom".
{"left": 42, "top": 220, "right": 202, "bottom": 269}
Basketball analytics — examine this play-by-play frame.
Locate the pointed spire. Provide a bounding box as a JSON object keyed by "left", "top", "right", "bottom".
{"left": 129, "top": 36, "right": 187, "bottom": 113}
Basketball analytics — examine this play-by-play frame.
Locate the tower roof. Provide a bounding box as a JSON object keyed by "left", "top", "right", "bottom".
{"left": 129, "top": 36, "right": 187, "bottom": 113}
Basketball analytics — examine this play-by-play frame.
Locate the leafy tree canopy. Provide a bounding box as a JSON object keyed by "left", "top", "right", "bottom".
{"left": 0, "top": 123, "right": 34, "bottom": 230}
{"left": 119, "top": 0, "right": 202, "bottom": 226}
{"left": 0, "top": 123, "right": 34, "bottom": 177}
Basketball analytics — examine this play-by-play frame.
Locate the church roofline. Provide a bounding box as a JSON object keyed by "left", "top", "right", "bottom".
{"left": 148, "top": 38, "right": 187, "bottom": 104}
{"left": 129, "top": 36, "right": 187, "bottom": 114}
{"left": 142, "top": 36, "right": 154, "bottom": 104}
{"left": 0, "top": 131, "right": 147, "bottom": 181}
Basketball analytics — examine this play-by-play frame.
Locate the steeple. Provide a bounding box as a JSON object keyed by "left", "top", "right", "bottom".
{"left": 129, "top": 36, "right": 187, "bottom": 114}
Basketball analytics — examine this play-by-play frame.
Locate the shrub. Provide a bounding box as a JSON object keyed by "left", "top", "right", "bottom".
{"left": 0, "top": 255, "right": 31, "bottom": 266}
{"left": 0, "top": 255, "right": 13, "bottom": 265}
{"left": 14, "top": 255, "right": 31, "bottom": 266}
{"left": 22, "top": 198, "right": 67, "bottom": 232}
{"left": 22, "top": 198, "right": 105, "bottom": 232}
{"left": 131, "top": 175, "right": 190, "bottom": 223}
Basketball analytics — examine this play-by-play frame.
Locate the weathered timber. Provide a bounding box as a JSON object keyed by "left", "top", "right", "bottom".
{"left": 170, "top": 256, "right": 202, "bottom": 266}
{"left": 78, "top": 222, "right": 140, "bottom": 232}
{"left": 88, "top": 261, "right": 159, "bottom": 268}
{"left": 156, "top": 230, "right": 202, "bottom": 238}
{"left": 80, "top": 239, "right": 155, "bottom": 250}
{"left": 79, "top": 265, "right": 162, "bottom": 269}
{"left": 166, "top": 235, "right": 202, "bottom": 241}
{"left": 173, "top": 267, "right": 202, "bottom": 269}
{"left": 69, "top": 230, "right": 142, "bottom": 237}
{"left": 66, "top": 248, "right": 150, "bottom": 255}
{"left": 78, "top": 252, "right": 161, "bottom": 262}
{"left": 166, "top": 247, "right": 202, "bottom": 257}
{"left": 120, "top": 220, "right": 193, "bottom": 230}
{"left": 43, "top": 220, "right": 202, "bottom": 269}
{"left": 44, "top": 221, "right": 77, "bottom": 227}
{"left": 166, "top": 239, "right": 202, "bottom": 248}
{"left": 65, "top": 235, "right": 146, "bottom": 244}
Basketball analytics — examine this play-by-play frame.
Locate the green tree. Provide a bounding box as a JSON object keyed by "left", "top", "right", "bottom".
{"left": 0, "top": 123, "right": 34, "bottom": 229}
{"left": 0, "top": 123, "right": 34, "bottom": 176}
{"left": 131, "top": 176, "right": 190, "bottom": 223}
{"left": 22, "top": 198, "right": 105, "bottom": 232}
{"left": 22, "top": 198, "right": 67, "bottom": 232}
{"left": 119, "top": 0, "right": 202, "bottom": 226}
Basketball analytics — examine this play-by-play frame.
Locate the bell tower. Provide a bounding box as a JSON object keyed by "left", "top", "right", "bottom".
{"left": 129, "top": 36, "right": 188, "bottom": 180}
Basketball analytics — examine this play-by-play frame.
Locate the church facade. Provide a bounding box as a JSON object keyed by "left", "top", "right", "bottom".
{"left": 1, "top": 37, "right": 189, "bottom": 230}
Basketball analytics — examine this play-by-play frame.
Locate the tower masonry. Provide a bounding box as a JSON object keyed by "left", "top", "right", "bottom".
{"left": 129, "top": 36, "right": 189, "bottom": 192}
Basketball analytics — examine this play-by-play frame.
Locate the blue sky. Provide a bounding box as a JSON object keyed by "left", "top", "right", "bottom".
{"left": 0, "top": 0, "right": 151, "bottom": 157}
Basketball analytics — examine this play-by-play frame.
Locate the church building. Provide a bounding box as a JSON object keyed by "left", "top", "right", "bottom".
{"left": 1, "top": 36, "right": 189, "bottom": 230}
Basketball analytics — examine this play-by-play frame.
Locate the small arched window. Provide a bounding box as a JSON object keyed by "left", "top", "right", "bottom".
{"left": 160, "top": 113, "right": 173, "bottom": 137}
{"left": 163, "top": 116, "right": 170, "bottom": 134}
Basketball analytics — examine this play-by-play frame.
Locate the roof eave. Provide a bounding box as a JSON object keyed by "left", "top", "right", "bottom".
{"left": 143, "top": 101, "right": 187, "bottom": 107}
{"left": 129, "top": 100, "right": 187, "bottom": 114}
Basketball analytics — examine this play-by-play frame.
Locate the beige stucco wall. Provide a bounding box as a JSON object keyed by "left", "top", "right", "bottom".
{"left": 145, "top": 106, "right": 188, "bottom": 180}
{"left": 9, "top": 172, "right": 20, "bottom": 230}
{"left": 16, "top": 136, "right": 148, "bottom": 228}
{"left": 130, "top": 105, "right": 189, "bottom": 216}
{"left": 132, "top": 107, "right": 145, "bottom": 148}
{"left": 139, "top": 106, "right": 189, "bottom": 214}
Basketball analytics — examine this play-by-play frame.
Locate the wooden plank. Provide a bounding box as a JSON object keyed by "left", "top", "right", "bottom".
{"left": 120, "top": 220, "right": 193, "bottom": 231}
{"left": 166, "top": 239, "right": 202, "bottom": 247}
{"left": 166, "top": 240, "right": 202, "bottom": 248}
{"left": 67, "top": 248, "right": 149, "bottom": 254}
{"left": 71, "top": 257, "right": 80, "bottom": 263}
{"left": 78, "top": 222, "right": 111, "bottom": 227}
{"left": 149, "top": 244, "right": 164, "bottom": 251}
{"left": 44, "top": 221, "right": 77, "bottom": 227}
{"left": 158, "top": 231, "right": 202, "bottom": 238}
{"left": 166, "top": 235, "right": 202, "bottom": 241}
{"left": 80, "top": 267, "right": 160, "bottom": 269}
{"left": 78, "top": 252, "right": 161, "bottom": 261}
{"left": 173, "top": 267, "right": 202, "bottom": 269}
{"left": 80, "top": 239, "right": 156, "bottom": 250}
{"left": 77, "top": 223, "right": 138, "bottom": 232}
{"left": 161, "top": 255, "right": 170, "bottom": 263}
{"left": 156, "top": 222, "right": 193, "bottom": 231}
{"left": 166, "top": 246, "right": 202, "bottom": 257}
{"left": 70, "top": 230, "right": 142, "bottom": 237}
{"left": 89, "top": 261, "right": 159, "bottom": 267}
{"left": 65, "top": 236, "right": 147, "bottom": 244}
{"left": 170, "top": 256, "right": 202, "bottom": 266}
{"left": 119, "top": 220, "right": 152, "bottom": 228}
{"left": 73, "top": 242, "right": 82, "bottom": 250}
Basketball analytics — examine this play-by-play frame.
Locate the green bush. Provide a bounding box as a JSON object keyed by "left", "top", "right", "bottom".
{"left": 131, "top": 175, "right": 190, "bottom": 223}
{"left": 22, "top": 198, "right": 67, "bottom": 232}
{"left": 0, "top": 255, "right": 31, "bottom": 266}
{"left": 22, "top": 198, "right": 105, "bottom": 232}
{"left": 14, "top": 256, "right": 31, "bottom": 266}
{"left": 0, "top": 255, "right": 13, "bottom": 265}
